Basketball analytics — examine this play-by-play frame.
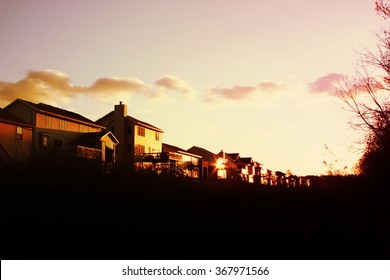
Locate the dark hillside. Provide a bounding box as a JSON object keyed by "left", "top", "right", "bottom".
{"left": 1, "top": 170, "right": 389, "bottom": 260}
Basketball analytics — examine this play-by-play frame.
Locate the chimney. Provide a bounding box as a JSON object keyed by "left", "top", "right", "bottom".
{"left": 114, "top": 102, "right": 127, "bottom": 162}
{"left": 115, "top": 101, "right": 127, "bottom": 117}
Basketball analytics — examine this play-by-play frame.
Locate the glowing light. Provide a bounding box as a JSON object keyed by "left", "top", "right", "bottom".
{"left": 216, "top": 158, "right": 226, "bottom": 170}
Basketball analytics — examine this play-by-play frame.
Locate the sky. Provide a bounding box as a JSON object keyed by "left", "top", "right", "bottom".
{"left": 0, "top": 0, "right": 386, "bottom": 175}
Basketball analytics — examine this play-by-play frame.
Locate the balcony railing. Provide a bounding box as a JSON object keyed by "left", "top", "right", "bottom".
{"left": 135, "top": 152, "right": 169, "bottom": 162}
{"left": 75, "top": 146, "right": 101, "bottom": 160}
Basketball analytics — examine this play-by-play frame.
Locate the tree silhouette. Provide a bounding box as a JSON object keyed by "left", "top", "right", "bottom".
{"left": 376, "top": 0, "right": 390, "bottom": 19}
{"left": 337, "top": 1, "right": 390, "bottom": 177}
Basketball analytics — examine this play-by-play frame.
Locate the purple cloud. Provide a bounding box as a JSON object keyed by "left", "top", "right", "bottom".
{"left": 205, "top": 81, "right": 282, "bottom": 102}
{"left": 309, "top": 73, "right": 346, "bottom": 94}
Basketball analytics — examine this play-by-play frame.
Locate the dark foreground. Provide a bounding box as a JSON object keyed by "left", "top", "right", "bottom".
{"left": 1, "top": 170, "right": 389, "bottom": 260}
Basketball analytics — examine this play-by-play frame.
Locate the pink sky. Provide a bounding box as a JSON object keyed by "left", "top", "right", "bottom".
{"left": 0, "top": 0, "right": 386, "bottom": 175}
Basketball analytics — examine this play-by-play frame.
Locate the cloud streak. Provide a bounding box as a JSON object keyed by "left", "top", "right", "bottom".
{"left": 204, "top": 81, "right": 283, "bottom": 103}
{"left": 0, "top": 70, "right": 196, "bottom": 107}
{"left": 154, "top": 75, "right": 196, "bottom": 98}
{"left": 309, "top": 73, "right": 346, "bottom": 95}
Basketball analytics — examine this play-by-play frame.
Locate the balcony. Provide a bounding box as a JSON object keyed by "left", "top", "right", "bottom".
{"left": 74, "top": 146, "right": 101, "bottom": 160}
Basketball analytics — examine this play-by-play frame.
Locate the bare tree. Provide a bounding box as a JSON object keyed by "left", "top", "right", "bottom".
{"left": 376, "top": 0, "right": 390, "bottom": 19}
{"left": 336, "top": 1, "right": 390, "bottom": 176}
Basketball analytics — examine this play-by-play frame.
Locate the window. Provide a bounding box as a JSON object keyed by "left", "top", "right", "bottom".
{"left": 148, "top": 147, "right": 152, "bottom": 153}
{"left": 16, "top": 127, "right": 23, "bottom": 141}
{"left": 137, "top": 127, "right": 145, "bottom": 137}
{"left": 135, "top": 145, "right": 145, "bottom": 155}
{"left": 41, "top": 134, "right": 49, "bottom": 147}
{"left": 59, "top": 119, "right": 68, "bottom": 130}
{"left": 155, "top": 132, "right": 160, "bottom": 141}
{"left": 44, "top": 116, "right": 52, "bottom": 128}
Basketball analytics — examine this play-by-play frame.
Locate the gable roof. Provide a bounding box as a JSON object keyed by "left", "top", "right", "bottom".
{"left": 226, "top": 153, "right": 240, "bottom": 161}
{"left": 96, "top": 110, "right": 164, "bottom": 132}
{"left": 5, "top": 99, "right": 104, "bottom": 128}
{"left": 240, "top": 157, "right": 254, "bottom": 164}
{"left": 216, "top": 150, "right": 238, "bottom": 168}
{"left": 126, "top": 115, "right": 164, "bottom": 132}
{"left": 162, "top": 143, "right": 186, "bottom": 153}
{"left": 163, "top": 143, "right": 202, "bottom": 159}
{"left": 75, "top": 131, "right": 119, "bottom": 144}
{"left": 187, "top": 146, "right": 217, "bottom": 162}
{"left": 0, "top": 108, "right": 33, "bottom": 127}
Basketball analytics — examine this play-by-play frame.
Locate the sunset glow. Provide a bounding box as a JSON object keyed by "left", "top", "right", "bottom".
{"left": 0, "top": 0, "right": 385, "bottom": 175}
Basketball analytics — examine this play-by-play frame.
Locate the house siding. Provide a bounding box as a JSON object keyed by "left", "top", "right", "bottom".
{"left": 0, "top": 122, "right": 33, "bottom": 162}
{"left": 36, "top": 113, "right": 100, "bottom": 132}
{"left": 134, "top": 124, "right": 162, "bottom": 154}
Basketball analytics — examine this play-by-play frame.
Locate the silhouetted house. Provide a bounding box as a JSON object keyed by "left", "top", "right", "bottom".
{"left": 187, "top": 146, "right": 218, "bottom": 179}
{"left": 148, "top": 143, "right": 203, "bottom": 177}
{"left": 275, "top": 171, "right": 286, "bottom": 186}
{"left": 132, "top": 143, "right": 202, "bottom": 177}
{"left": 286, "top": 174, "right": 299, "bottom": 188}
{"left": 240, "top": 157, "right": 262, "bottom": 183}
{"left": 3, "top": 99, "right": 116, "bottom": 169}
{"left": 0, "top": 108, "right": 33, "bottom": 167}
{"left": 186, "top": 146, "right": 236, "bottom": 180}
{"left": 263, "top": 169, "right": 276, "bottom": 185}
{"left": 299, "top": 175, "right": 318, "bottom": 187}
{"left": 226, "top": 153, "right": 262, "bottom": 183}
{"left": 96, "top": 102, "right": 164, "bottom": 171}
{"left": 215, "top": 150, "right": 237, "bottom": 179}
{"left": 228, "top": 153, "right": 250, "bottom": 182}
{"left": 74, "top": 131, "right": 119, "bottom": 173}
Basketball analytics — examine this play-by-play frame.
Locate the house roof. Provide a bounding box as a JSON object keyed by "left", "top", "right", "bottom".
{"left": 5, "top": 99, "right": 104, "bottom": 128}
{"left": 163, "top": 143, "right": 202, "bottom": 159}
{"left": 126, "top": 115, "right": 164, "bottom": 132}
{"left": 226, "top": 153, "right": 240, "bottom": 160}
{"left": 76, "top": 131, "right": 119, "bottom": 144}
{"left": 187, "top": 146, "right": 217, "bottom": 162}
{"left": 162, "top": 143, "right": 186, "bottom": 153}
{"left": 0, "top": 108, "right": 34, "bottom": 127}
{"left": 96, "top": 111, "right": 164, "bottom": 132}
{"left": 216, "top": 150, "right": 237, "bottom": 168}
{"left": 240, "top": 157, "right": 253, "bottom": 164}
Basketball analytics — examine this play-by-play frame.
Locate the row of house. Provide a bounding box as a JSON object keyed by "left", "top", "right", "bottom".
{"left": 1, "top": 98, "right": 309, "bottom": 185}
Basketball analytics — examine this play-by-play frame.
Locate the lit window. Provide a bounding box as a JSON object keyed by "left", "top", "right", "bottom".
{"left": 137, "top": 127, "right": 145, "bottom": 137}
{"left": 41, "top": 134, "right": 49, "bottom": 147}
{"left": 135, "top": 145, "right": 145, "bottom": 155}
{"left": 16, "top": 127, "right": 23, "bottom": 141}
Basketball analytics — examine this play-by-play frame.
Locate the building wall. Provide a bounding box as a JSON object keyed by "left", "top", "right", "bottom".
{"left": 36, "top": 113, "right": 100, "bottom": 133}
{"left": 0, "top": 122, "right": 32, "bottom": 162}
{"left": 33, "top": 127, "right": 86, "bottom": 153}
{"left": 134, "top": 124, "right": 162, "bottom": 154}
